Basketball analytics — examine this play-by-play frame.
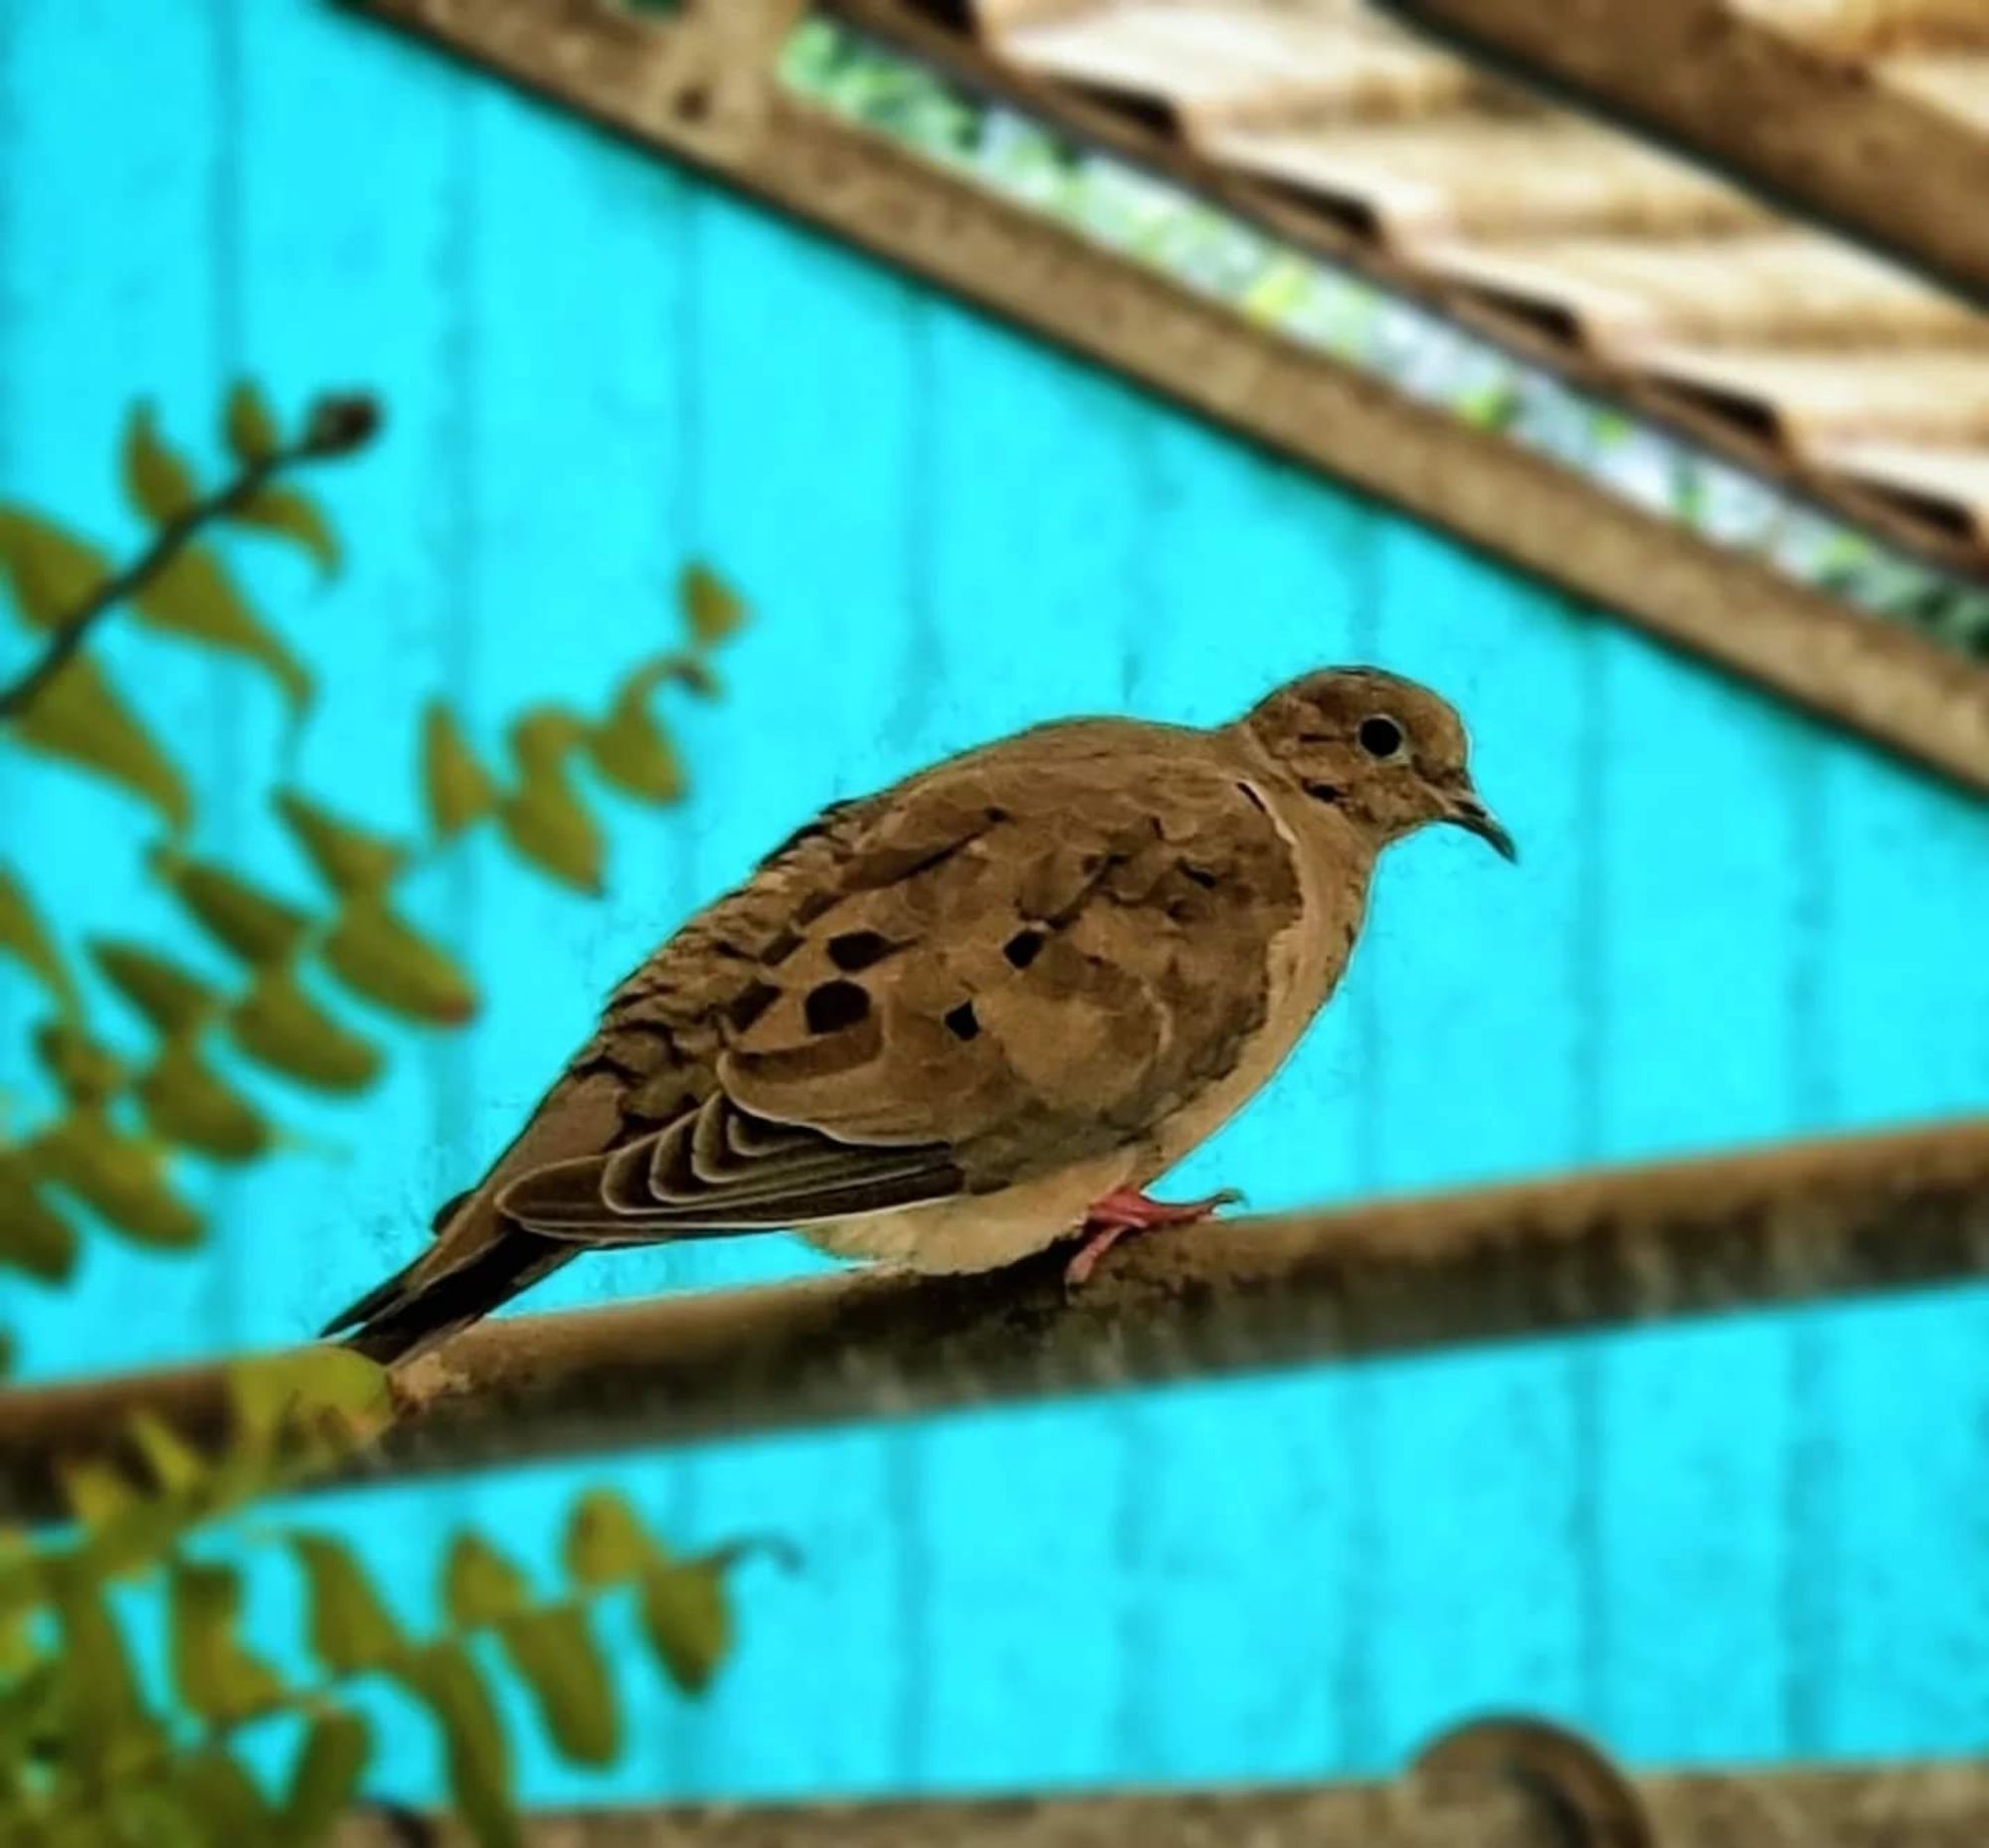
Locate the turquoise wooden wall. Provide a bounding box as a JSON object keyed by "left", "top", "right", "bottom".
{"left": 5, "top": 0, "right": 1989, "bottom": 1810}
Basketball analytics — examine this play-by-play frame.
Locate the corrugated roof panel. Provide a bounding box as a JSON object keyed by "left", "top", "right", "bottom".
{"left": 1816, "top": 440, "right": 1989, "bottom": 536}
{"left": 1002, "top": 2, "right": 1482, "bottom": 123}
{"left": 1417, "top": 231, "right": 1989, "bottom": 354}
{"left": 1204, "top": 118, "right": 1763, "bottom": 243}
{"left": 1879, "top": 53, "right": 1989, "bottom": 130}
{"left": 1729, "top": 0, "right": 1989, "bottom": 51}
{"left": 1638, "top": 348, "right": 1989, "bottom": 445}
{"left": 960, "top": 0, "right": 1989, "bottom": 567}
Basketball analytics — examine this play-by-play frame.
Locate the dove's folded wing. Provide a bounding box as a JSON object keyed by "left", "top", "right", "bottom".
{"left": 490, "top": 725, "right": 1303, "bottom": 1248}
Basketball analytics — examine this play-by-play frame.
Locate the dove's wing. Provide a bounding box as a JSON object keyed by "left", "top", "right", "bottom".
{"left": 492, "top": 719, "right": 1306, "bottom": 1246}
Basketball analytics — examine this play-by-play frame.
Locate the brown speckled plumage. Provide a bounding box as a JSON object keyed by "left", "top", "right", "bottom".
{"left": 326, "top": 667, "right": 1511, "bottom": 1364}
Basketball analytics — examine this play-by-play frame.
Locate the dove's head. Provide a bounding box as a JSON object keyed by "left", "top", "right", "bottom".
{"left": 1239, "top": 666, "right": 1517, "bottom": 861}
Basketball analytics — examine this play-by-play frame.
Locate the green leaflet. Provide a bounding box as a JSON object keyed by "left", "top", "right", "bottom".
{"left": 131, "top": 545, "right": 312, "bottom": 713}
{"left": 227, "top": 1347, "right": 390, "bottom": 1452}
{"left": 319, "top": 896, "right": 475, "bottom": 1025}
{"left": 31, "top": 1108, "right": 203, "bottom": 1249}
{"left": 34, "top": 1022, "right": 128, "bottom": 1106}
{"left": 499, "top": 709, "right": 603, "bottom": 895}
{"left": 639, "top": 1556, "right": 733, "bottom": 1696}
{"left": 586, "top": 657, "right": 689, "bottom": 806}
{"left": 441, "top": 1534, "right": 531, "bottom": 1630}
{"left": 227, "top": 484, "right": 339, "bottom": 579}
{"left": 291, "top": 1534, "right": 404, "bottom": 1677}
{"left": 223, "top": 380, "right": 281, "bottom": 465}
{"left": 136, "top": 1040, "right": 273, "bottom": 1164}
{"left": 171, "top": 1749, "right": 278, "bottom": 1848}
{"left": 126, "top": 1409, "right": 207, "bottom": 1496}
{"left": 498, "top": 1606, "right": 620, "bottom": 1767}
{"left": 154, "top": 854, "right": 311, "bottom": 968}
{"left": 123, "top": 404, "right": 202, "bottom": 525}
{"left": 8, "top": 655, "right": 194, "bottom": 832}
{"left": 679, "top": 560, "right": 746, "bottom": 647}
{"left": 421, "top": 701, "right": 499, "bottom": 840}
{"left": 277, "top": 1713, "right": 370, "bottom": 1847}
{"left": 228, "top": 966, "right": 381, "bottom": 1094}
{"left": 0, "top": 864, "right": 80, "bottom": 1013}
{"left": 88, "top": 939, "right": 221, "bottom": 1036}
{"left": 0, "top": 1147, "right": 78, "bottom": 1283}
{"left": 562, "top": 1488, "right": 653, "bottom": 1589}
{"left": 167, "top": 1560, "right": 286, "bottom": 1724}
{"left": 274, "top": 789, "right": 405, "bottom": 896}
{"left": 0, "top": 505, "right": 112, "bottom": 631}
{"left": 395, "top": 1640, "right": 520, "bottom": 1848}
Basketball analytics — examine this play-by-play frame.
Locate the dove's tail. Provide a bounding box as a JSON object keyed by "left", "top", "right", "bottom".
{"left": 320, "top": 1221, "right": 576, "bottom": 1369}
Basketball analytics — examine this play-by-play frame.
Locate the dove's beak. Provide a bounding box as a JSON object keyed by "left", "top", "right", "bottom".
{"left": 1445, "top": 791, "right": 1519, "bottom": 862}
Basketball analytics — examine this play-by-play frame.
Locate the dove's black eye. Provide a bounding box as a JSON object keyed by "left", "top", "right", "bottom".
{"left": 1357, "top": 714, "right": 1405, "bottom": 760}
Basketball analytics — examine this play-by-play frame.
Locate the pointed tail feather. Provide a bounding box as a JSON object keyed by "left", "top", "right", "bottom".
{"left": 328, "top": 1227, "right": 575, "bottom": 1369}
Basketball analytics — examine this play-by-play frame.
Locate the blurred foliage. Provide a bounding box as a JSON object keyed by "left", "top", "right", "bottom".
{"left": 0, "top": 381, "right": 746, "bottom": 1311}
{"left": 0, "top": 1347, "right": 739, "bottom": 1847}
{"left": 780, "top": 13, "right": 1989, "bottom": 660}
{"left": 0, "top": 383, "right": 754, "bottom": 1843}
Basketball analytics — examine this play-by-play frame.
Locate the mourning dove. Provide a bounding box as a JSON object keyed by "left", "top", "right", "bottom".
{"left": 325, "top": 667, "right": 1512, "bottom": 1365}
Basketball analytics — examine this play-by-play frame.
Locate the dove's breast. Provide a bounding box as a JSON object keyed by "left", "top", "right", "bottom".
{"left": 800, "top": 767, "right": 1371, "bottom": 1274}
{"left": 1141, "top": 774, "right": 1370, "bottom": 1173}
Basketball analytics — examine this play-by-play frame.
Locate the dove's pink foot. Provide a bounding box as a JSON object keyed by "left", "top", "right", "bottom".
{"left": 1064, "top": 1186, "right": 1243, "bottom": 1288}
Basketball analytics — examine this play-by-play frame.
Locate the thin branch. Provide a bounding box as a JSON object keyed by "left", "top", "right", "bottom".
{"left": 2, "top": 1113, "right": 1986, "bottom": 1525}
{"left": 0, "top": 395, "right": 378, "bottom": 723}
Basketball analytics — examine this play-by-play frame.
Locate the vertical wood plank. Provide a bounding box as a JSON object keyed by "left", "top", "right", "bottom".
{"left": 0, "top": 0, "right": 232, "bottom": 1378}
{"left": 1802, "top": 744, "right": 1989, "bottom": 1759}
{"left": 1583, "top": 637, "right": 1817, "bottom": 1763}
{"left": 1348, "top": 527, "right": 1597, "bottom": 1764}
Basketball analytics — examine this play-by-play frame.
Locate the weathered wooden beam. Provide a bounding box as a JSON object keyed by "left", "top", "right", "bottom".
{"left": 339, "top": 0, "right": 1989, "bottom": 803}
{"left": 1377, "top": 0, "right": 1989, "bottom": 310}
{"left": 5, "top": 1116, "right": 1988, "bottom": 1524}
{"left": 328, "top": 1720, "right": 1989, "bottom": 1846}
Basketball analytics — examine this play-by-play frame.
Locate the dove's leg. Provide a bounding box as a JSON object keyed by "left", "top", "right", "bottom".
{"left": 1064, "top": 1186, "right": 1243, "bottom": 1288}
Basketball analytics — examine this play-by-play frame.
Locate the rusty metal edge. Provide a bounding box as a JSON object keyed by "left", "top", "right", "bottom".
{"left": 1376, "top": 0, "right": 1989, "bottom": 312}
{"left": 329, "top": 1744, "right": 1989, "bottom": 1847}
